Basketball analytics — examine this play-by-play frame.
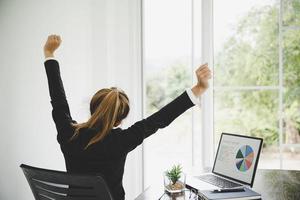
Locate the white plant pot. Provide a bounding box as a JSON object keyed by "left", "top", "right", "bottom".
{"left": 164, "top": 173, "right": 186, "bottom": 194}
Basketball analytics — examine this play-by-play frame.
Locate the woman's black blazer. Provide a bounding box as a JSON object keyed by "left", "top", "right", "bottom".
{"left": 44, "top": 59, "right": 195, "bottom": 200}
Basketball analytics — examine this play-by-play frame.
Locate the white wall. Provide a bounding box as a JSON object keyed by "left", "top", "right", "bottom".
{"left": 0, "top": 0, "right": 142, "bottom": 199}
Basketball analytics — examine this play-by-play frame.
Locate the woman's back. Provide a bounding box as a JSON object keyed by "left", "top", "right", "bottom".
{"left": 62, "top": 128, "right": 128, "bottom": 199}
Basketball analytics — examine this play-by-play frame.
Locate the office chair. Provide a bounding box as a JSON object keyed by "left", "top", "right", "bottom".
{"left": 20, "top": 164, "right": 114, "bottom": 200}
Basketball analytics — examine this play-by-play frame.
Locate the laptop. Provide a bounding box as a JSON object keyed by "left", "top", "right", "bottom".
{"left": 187, "top": 133, "right": 263, "bottom": 191}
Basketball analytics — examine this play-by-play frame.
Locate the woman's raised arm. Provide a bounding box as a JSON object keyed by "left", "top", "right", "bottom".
{"left": 119, "top": 64, "right": 212, "bottom": 153}
{"left": 44, "top": 35, "right": 75, "bottom": 143}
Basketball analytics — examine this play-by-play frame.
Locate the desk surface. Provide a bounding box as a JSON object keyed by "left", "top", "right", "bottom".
{"left": 135, "top": 169, "right": 300, "bottom": 200}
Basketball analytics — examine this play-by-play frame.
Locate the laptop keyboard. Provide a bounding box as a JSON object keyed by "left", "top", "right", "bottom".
{"left": 196, "top": 174, "right": 242, "bottom": 188}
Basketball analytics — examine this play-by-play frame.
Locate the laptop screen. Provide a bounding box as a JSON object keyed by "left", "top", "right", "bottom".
{"left": 212, "top": 133, "right": 263, "bottom": 186}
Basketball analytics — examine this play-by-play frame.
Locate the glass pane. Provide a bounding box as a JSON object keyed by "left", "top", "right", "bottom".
{"left": 259, "top": 145, "right": 280, "bottom": 169}
{"left": 283, "top": 29, "right": 300, "bottom": 145}
{"left": 282, "top": 145, "right": 300, "bottom": 169}
{"left": 143, "top": 0, "right": 193, "bottom": 187}
{"left": 214, "top": 90, "right": 280, "bottom": 168}
{"left": 283, "top": 0, "right": 300, "bottom": 27}
{"left": 213, "top": 0, "right": 278, "bottom": 86}
{"left": 282, "top": 28, "right": 300, "bottom": 169}
{"left": 283, "top": 29, "right": 300, "bottom": 88}
{"left": 283, "top": 93, "right": 300, "bottom": 146}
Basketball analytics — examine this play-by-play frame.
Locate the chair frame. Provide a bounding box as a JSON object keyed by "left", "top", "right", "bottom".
{"left": 20, "top": 164, "right": 114, "bottom": 200}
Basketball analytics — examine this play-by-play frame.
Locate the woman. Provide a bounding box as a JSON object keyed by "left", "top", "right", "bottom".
{"left": 44, "top": 35, "right": 211, "bottom": 200}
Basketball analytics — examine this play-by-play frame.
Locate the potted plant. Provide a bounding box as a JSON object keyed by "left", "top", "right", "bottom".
{"left": 164, "top": 164, "right": 186, "bottom": 193}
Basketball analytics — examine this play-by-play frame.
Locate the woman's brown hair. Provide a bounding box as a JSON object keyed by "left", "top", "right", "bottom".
{"left": 71, "top": 87, "right": 130, "bottom": 149}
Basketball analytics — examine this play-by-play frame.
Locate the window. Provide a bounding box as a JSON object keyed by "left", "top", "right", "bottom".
{"left": 142, "top": 0, "right": 203, "bottom": 187}
{"left": 213, "top": 0, "right": 300, "bottom": 169}
{"left": 142, "top": 0, "right": 299, "bottom": 188}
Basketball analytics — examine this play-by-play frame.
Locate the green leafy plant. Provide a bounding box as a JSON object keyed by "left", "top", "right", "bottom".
{"left": 165, "top": 165, "right": 182, "bottom": 185}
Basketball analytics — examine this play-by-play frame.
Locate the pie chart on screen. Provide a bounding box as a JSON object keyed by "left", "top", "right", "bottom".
{"left": 235, "top": 145, "right": 254, "bottom": 172}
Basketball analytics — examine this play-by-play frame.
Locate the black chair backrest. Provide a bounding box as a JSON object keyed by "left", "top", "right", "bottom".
{"left": 20, "top": 164, "right": 114, "bottom": 200}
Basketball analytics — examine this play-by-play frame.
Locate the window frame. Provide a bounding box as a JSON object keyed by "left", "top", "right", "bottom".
{"left": 141, "top": 0, "right": 300, "bottom": 189}
{"left": 210, "top": 0, "right": 300, "bottom": 169}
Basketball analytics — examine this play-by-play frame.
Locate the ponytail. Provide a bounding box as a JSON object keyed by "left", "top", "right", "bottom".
{"left": 71, "top": 87, "right": 129, "bottom": 149}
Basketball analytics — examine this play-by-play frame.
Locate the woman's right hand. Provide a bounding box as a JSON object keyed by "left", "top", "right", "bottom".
{"left": 192, "top": 63, "right": 212, "bottom": 97}
{"left": 44, "top": 34, "right": 62, "bottom": 58}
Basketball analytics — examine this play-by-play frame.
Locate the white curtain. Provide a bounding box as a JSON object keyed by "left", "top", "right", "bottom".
{"left": 0, "top": 0, "right": 142, "bottom": 199}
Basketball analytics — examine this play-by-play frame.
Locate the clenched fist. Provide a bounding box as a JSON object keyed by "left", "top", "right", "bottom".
{"left": 192, "top": 63, "right": 212, "bottom": 97}
{"left": 44, "top": 34, "right": 62, "bottom": 58}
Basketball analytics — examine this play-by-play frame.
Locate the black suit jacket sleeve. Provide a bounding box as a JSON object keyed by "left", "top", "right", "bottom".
{"left": 44, "top": 59, "right": 75, "bottom": 143}
{"left": 119, "top": 91, "right": 195, "bottom": 153}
